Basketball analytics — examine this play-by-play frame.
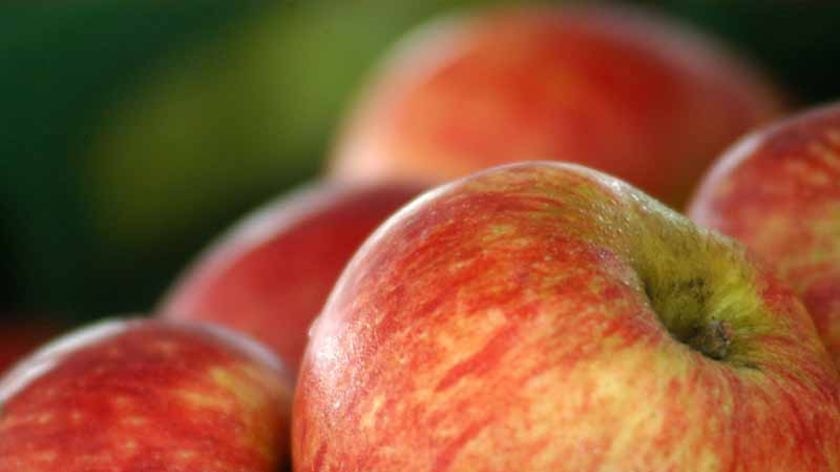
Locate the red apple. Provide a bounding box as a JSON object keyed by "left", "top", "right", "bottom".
{"left": 329, "top": 4, "right": 784, "bottom": 208}
{"left": 0, "top": 318, "right": 293, "bottom": 471}
{"left": 688, "top": 102, "right": 840, "bottom": 367}
{"left": 294, "top": 163, "right": 838, "bottom": 471}
{"left": 158, "top": 182, "right": 421, "bottom": 374}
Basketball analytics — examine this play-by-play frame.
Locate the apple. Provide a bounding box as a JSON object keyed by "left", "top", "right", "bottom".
{"left": 688, "top": 102, "right": 840, "bottom": 367}
{"left": 0, "top": 318, "right": 293, "bottom": 471}
{"left": 80, "top": 1, "right": 441, "bottom": 252}
{"left": 294, "top": 162, "right": 839, "bottom": 471}
{"left": 10, "top": 1, "right": 438, "bottom": 321}
{"left": 329, "top": 4, "right": 784, "bottom": 209}
{"left": 158, "top": 181, "right": 421, "bottom": 374}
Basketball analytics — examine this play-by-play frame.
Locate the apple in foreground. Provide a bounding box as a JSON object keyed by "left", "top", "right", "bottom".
{"left": 294, "top": 163, "right": 838, "bottom": 471}
{"left": 159, "top": 182, "right": 421, "bottom": 373}
{"left": 688, "top": 102, "right": 840, "bottom": 367}
{"left": 0, "top": 318, "right": 293, "bottom": 471}
{"left": 329, "top": 4, "right": 784, "bottom": 208}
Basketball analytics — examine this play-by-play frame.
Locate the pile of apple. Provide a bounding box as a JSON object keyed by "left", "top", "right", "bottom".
{"left": 1, "top": 5, "right": 837, "bottom": 471}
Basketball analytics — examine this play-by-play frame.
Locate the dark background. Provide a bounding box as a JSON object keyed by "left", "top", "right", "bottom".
{"left": 2, "top": 0, "right": 839, "bottom": 326}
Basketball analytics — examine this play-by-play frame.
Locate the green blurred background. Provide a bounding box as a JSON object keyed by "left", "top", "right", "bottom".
{"left": 2, "top": 0, "right": 839, "bottom": 325}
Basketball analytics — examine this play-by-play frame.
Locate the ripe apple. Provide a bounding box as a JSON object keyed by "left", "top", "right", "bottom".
{"left": 294, "top": 163, "right": 839, "bottom": 471}
{"left": 158, "top": 182, "right": 421, "bottom": 374}
{"left": 688, "top": 102, "right": 840, "bottom": 367}
{"left": 0, "top": 318, "right": 293, "bottom": 471}
{"left": 329, "top": 4, "right": 784, "bottom": 208}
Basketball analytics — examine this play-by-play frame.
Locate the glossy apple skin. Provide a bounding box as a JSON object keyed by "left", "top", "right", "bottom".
{"left": 294, "top": 163, "right": 838, "bottom": 471}
{"left": 329, "top": 5, "right": 784, "bottom": 209}
{"left": 688, "top": 102, "right": 840, "bottom": 367}
{"left": 159, "top": 182, "right": 421, "bottom": 374}
{"left": 0, "top": 319, "right": 293, "bottom": 472}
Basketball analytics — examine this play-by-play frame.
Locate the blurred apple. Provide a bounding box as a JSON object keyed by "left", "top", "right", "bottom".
{"left": 5, "top": 0, "right": 457, "bottom": 320}
{"left": 330, "top": 4, "right": 784, "bottom": 208}
{"left": 159, "top": 182, "right": 421, "bottom": 373}
{"left": 82, "top": 1, "right": 453, "bottom": 251}
{"left": 688, "top": 102, "right": 840, "bottom": 367}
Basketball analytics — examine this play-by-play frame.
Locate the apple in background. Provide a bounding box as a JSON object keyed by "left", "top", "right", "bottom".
{"left": 329, "top": 4, "right": 784, "bottom": 209}
{"left": 81, "top": 1, "right": 443, "bottom": 252}
{"left": 294, "top": 163, "right": 838, "bottom": 471}
{"left": 0, "top": 319, "right": 61, "bottom": 375}
{"left": 158, "top": 182, "right": 422, "bottom": 374}
{"left": 0, "top": 318, "right": 293, "bottom": 472}
{"left": 688, "top": 102, "right": 840, "bottom": 367}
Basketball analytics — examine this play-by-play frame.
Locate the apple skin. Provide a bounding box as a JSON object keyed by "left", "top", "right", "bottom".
{"left": 158, "top": 182, "right": 422, "bottom": 374}
{"left": 688, "top": 102, "right": 840, "bottom": 367}
{"left": 0, "top": 318, "right": 293, "bottom": 471}
{"left": 294, "top": 162, "right": 839, "bottom": 471}
{"left": 329, "top": 4, "right": 784, "bottom": 209}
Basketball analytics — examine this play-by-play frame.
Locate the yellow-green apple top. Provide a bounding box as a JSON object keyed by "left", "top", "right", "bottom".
{"left": 294, "top": 162, "right": 838, "bottom": 471}
{"left": 688, "top": 102, "right": 840, "bottom": 367}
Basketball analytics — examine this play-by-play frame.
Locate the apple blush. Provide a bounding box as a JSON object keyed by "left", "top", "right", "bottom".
{"left": 0, "top": 319, "right": 293, "bottom": 471}
{"left": 294, "top": 162, "right": 839, "bottom": 471}
{"left": 689, "top": 102, "right": 840, "bottom": 368}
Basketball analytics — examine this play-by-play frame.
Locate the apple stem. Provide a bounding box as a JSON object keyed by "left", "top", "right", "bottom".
{"left": 686, "top": 320, "right": 732, "bottom": 360}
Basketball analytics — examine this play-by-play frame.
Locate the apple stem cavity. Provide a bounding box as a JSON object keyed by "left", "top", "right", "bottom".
{"left": 686, "top": 320, "right": 732, "bottom": 361}
{"left": 640, "top": 276, "right": 731, "bottom": 362}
